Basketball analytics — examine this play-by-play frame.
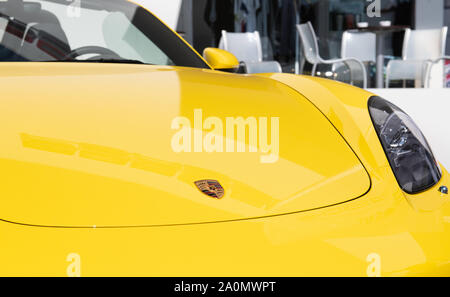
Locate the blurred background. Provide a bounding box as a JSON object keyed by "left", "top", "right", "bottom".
{"left": 138, "top": 0, "right": 450, "bottom": 89}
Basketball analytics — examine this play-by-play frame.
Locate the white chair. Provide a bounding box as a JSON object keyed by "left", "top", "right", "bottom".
{"left": 333, "top": 30, "right": 376, "bottom": 86}
{"left": 386, "top": 27, "right": 448, "bottom": 88}
{"left": 424, "top": 56, "right": 450, "bottom": 88}
{"left": 219, "top": 30, "right": 282, "bottom": 74}
{"left": 341, "top": 30, "right": 376, "bottom": 63}
{"left": 297, "top": 22, "right": 367, "bottom": 88}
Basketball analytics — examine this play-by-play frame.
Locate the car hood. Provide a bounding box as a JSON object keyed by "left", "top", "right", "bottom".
{"left": 0, "top": 63, "right": 370, "bottom": 227}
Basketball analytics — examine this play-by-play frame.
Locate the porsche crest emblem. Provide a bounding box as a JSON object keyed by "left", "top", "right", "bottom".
{"left": 194, "top": 180, "right": 225, "bottom": 199}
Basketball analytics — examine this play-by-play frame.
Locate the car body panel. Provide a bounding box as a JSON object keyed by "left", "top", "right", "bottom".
{"left": 0, "top": 167, "right": 449, "bottom": 277}
{"left": 0, "top": 66, "right": 449, "bottom": 276}
{"left": 0, "top": 63, "right": 370, "bottom": 227}
{"left": 260, "top": 73, "right": 449, "bottom": 212}
{"left": 0, "top": 1, "right": 449, "bottom": 276}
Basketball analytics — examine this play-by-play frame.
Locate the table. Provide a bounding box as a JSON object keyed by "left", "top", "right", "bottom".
{"left": 358, "top": 26, "right": 409, "bottom": 88}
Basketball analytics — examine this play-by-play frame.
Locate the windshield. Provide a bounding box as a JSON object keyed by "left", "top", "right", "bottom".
{"left": 0, "top": 0, "right": 209, "bottom": 68}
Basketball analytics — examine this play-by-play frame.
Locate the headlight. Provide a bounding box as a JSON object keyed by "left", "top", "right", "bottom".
{"left": 368, "top": 96, "right": 441, "bottom": 194}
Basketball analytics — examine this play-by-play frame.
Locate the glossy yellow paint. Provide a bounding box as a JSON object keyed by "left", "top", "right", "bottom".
{"left": 0, "top": 63, "right": 449, "bottom": 276}
{"left": 0, "top": 0, "right": 449, "bottom": 275}
{"left": 0, "top": 63, "right": 370, "bottom": 227}
{"left": 202, "top": 48, "right": 240, "bottom": 70}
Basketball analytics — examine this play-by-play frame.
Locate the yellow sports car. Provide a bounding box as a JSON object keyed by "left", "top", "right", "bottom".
{"left": 0, "top": 0, "right": 449, "bottom": 277}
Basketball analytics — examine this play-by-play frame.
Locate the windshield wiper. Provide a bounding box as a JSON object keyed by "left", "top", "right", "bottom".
{"left": 78, "top": 58, "right": 149, "bottom": 65}
{"left": 43, "top": 59, "right": 149, "bottom": 65}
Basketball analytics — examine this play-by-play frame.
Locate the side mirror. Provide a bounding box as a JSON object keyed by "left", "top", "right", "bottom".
{"left": 202, "top": 48, "right": 239, "bottom": 71}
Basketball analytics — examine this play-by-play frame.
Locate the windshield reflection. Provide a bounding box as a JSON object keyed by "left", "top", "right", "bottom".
{"left": 0, "top": 0, "right": 209, "bottom": 68}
